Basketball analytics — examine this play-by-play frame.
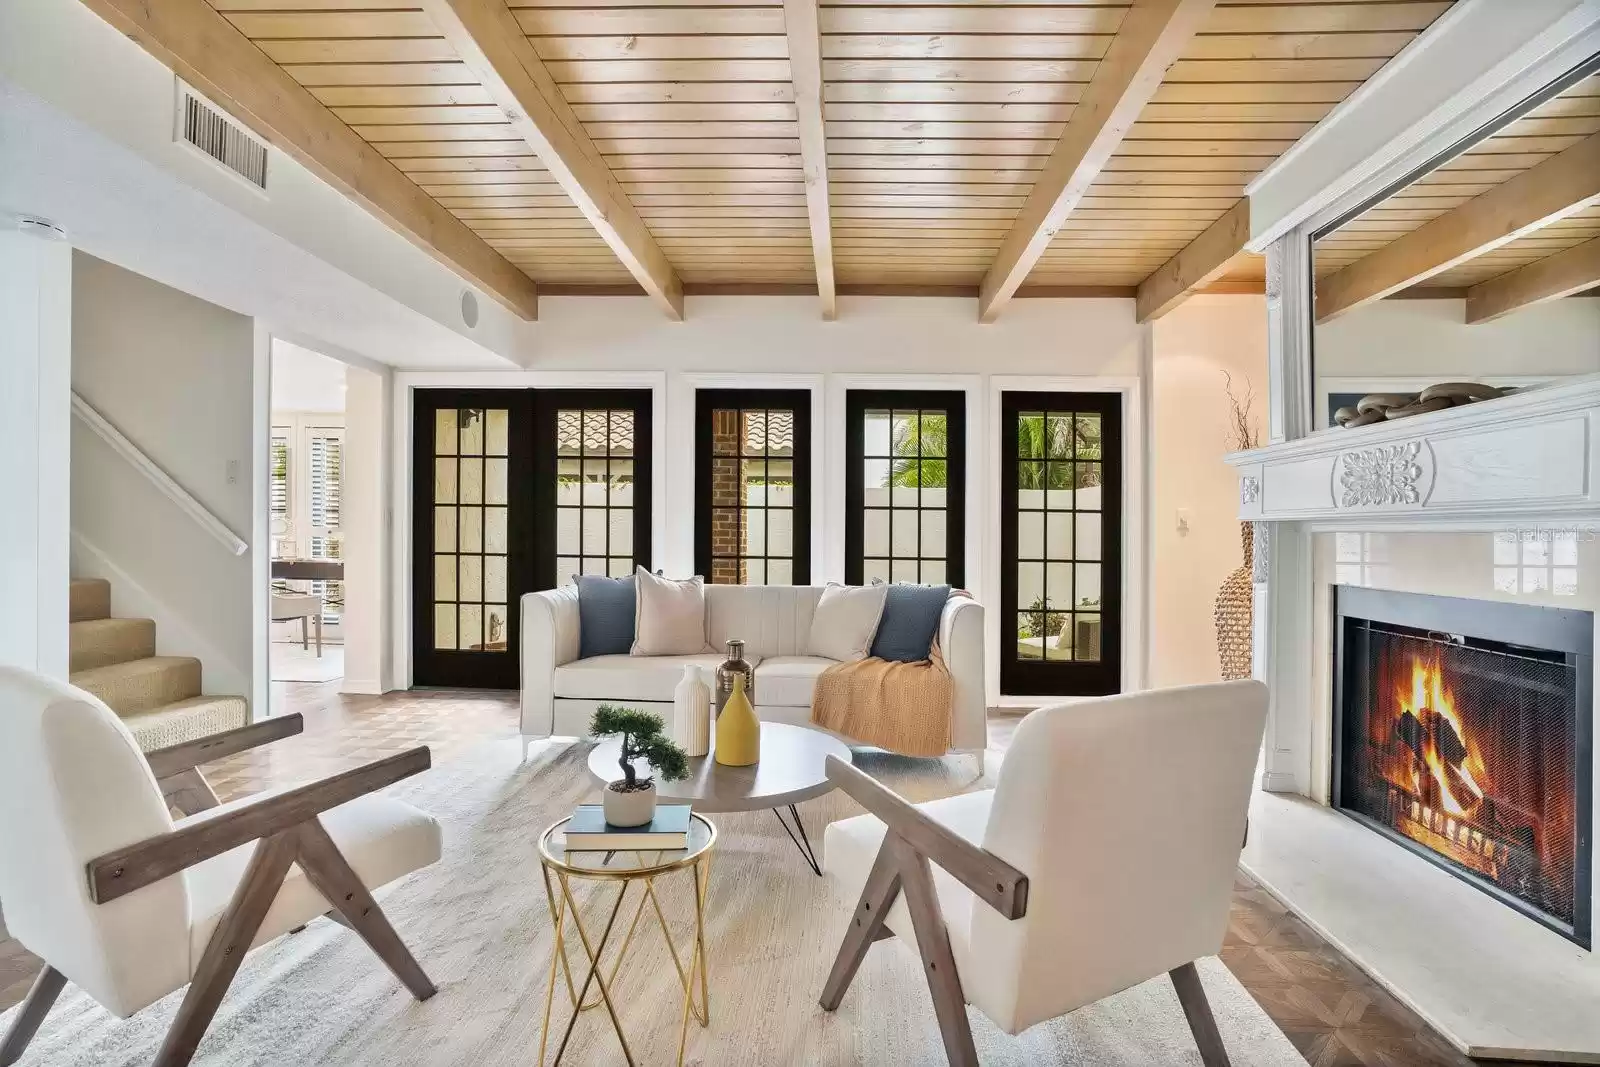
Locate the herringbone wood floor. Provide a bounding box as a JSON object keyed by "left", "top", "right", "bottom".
{"left": 0, "top": 684, "right": 1539, "bottom": 1065}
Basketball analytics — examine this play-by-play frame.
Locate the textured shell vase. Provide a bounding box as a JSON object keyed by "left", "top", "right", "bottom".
{"left": 674, "top": 665, "right": 711, "bottom": 759}
{"left": 714, "top": 674, "right": 760, "bottom": 767}
{"left": 1214, "top": 521, "right": 1255, "bottom": 681}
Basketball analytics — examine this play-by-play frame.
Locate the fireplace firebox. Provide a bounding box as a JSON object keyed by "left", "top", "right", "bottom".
{"left": 1333, "top": 587, "right": 1593, "bottom": 947}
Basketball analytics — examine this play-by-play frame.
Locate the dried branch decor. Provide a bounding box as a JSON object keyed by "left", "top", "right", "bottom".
{"left": 1216, "top": 375, "right": 1260, "bottom": 682}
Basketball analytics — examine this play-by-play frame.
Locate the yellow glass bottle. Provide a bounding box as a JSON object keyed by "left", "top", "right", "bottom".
{"left": 715, "top": 672, "right": 760, "bottom": 767}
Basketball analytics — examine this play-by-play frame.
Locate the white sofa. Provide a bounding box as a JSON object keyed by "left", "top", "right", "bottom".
{"left": 520, "top": 584, "right": 986, "bottom": 765}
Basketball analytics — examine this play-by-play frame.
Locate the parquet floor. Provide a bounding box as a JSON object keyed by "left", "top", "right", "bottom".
{"left": 0, "top": 685, "right": 1534, "bottom": 1065}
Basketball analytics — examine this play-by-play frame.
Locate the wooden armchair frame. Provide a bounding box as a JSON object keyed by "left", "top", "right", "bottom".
{"left": 819, "top": 757, "right": 1231, "bottom": 1067}
{"left": 0, "top": 715, "right": 437, "bottom": 1067}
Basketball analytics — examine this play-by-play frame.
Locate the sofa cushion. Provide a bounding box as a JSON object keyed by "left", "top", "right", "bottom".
{"left": 186, "top": 792, "right": 440, "bottom": 967}
{"left": 633, "top": 569, "right": 709, "bottom": 656}
{"left": 807, "top": 583, "right": 887, "bottom": 662}
{"left": 870, "top": 583, "right": 952, "bottom": 662}
{"left": 705, "top": 585, "right": 825, "bottom": 659}
{"left": 753, "top": 655, "right": 838, "bottom": 707}
{"left": 555, "top": 654, "right": 732, "bottom": 703}
{"left": 575, "top": 574, "right": 635, "bottom": 658}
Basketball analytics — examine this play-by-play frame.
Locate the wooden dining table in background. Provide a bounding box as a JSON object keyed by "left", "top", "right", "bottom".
{"left": 270, "top": 559, "right": 344, "bottom": 582}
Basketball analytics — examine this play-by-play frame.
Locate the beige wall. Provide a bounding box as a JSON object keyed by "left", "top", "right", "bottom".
{"left": 70, "top": 251, "right": 260, "bottom": 701}
{"left": 1150, "top": 295, "right": 1268, "bottom": 689}
{"left": 1313, "top": 297, "right": 1600, "bottom": 383}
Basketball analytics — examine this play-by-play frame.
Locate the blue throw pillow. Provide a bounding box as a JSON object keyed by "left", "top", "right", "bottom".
{"left": 575, "top": 573, "right": 636, "bottom": 658}
{"left": 869, "top": 583, "right": 951, "bottom": 663}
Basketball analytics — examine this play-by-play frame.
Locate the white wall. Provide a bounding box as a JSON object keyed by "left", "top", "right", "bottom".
{"left": 342, "top": 364, "right": 392, "bottom": 694}
{"left": 271, "top": 340, "right": 346, "bottom": 413}
{"left": 395, "top": 294, "right": 1149, "bottom": 699}
{"left": 0, "top": 232, "right": 72, "bottom": 678}
{"left": 1150, "top": 295, "right": 1269, "bottom": 688}
{"left": 1, "top": 0, "right": 527, "bottom": 369}
{"left": 1314, "top": 297, "right": 1600, "bottom": 382}
{"left": 70, "top": 252, "right": 260, "bottom": 703}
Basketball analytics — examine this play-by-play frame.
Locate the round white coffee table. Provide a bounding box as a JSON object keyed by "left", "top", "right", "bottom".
{"left": 587, "top": 721, "right": 851, "bottom": 875}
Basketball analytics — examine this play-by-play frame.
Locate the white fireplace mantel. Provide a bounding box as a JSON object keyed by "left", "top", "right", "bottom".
{"left": 1227, "top": 374, "right": 1600, "bottom": 527}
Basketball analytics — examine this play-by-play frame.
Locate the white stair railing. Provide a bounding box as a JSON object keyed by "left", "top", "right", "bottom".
{"left": 71, "top": 392, "right": 249, "bottom": 557}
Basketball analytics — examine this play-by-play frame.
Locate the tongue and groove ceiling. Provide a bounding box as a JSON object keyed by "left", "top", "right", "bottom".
{"left": 170, "top": 0, "right": 1458, "bottom": 314}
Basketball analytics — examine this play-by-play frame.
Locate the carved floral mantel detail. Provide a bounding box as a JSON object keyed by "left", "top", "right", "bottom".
{"left": 1338, "top": 442, "right": 1425, "bottom": 507}
{"left": 1241, "top": 476, "right": 1260, "bottom": 505}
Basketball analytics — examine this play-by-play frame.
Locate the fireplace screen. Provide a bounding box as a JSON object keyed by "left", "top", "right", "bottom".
{"left": 1335, "top": 588, "right": 1592, "bottom": 946}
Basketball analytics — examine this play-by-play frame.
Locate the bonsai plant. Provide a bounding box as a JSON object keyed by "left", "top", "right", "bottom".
{"left": 590, "top": 705, "right": 690, "bottom": 827}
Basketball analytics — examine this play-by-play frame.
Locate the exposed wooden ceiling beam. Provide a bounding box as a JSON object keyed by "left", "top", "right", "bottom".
{"left": 1134, "top": 199, "right": 1252, "bottom": 323}
{"left": 783, "top": 0, "right": 835, "bottom": 321}
{"left": 976, "top": 0, "right": 1216, "bottom": 323}
{"left": 77, "top": 0, "right": 540, "bottom": 320}
{"left": 1466, "top": 237, "right": 1600, "bottom": 324}
{"left": 420, "top": 0, "right": 684, "bottom": 320}
{"left": 1316, "top": 132, "right": 1600, "bottom": 323}
{"left": 536, "top": 283, "right": 1140, "bottom": 299}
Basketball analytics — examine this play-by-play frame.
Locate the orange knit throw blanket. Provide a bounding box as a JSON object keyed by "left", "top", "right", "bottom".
{"left": 808, "top": 646, "right": 953, "bottom": 757}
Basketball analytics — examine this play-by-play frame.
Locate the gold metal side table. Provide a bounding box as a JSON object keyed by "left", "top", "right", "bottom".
{"left": 536, "top": 813, "right": 715, "bottom": 1067}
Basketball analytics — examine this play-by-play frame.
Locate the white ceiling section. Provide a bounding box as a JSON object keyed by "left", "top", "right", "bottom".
{"left": 0, "top": 0, "right": 528, "bottom": 370}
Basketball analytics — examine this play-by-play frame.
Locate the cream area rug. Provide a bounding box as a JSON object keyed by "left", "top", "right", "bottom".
{"left": 5, "top": 742, "right": 1307, "bottom": 1066}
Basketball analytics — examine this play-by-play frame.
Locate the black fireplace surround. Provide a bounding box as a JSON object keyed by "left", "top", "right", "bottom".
{"left": 1333, "top": 586, "right": 1593, "bottom": 947}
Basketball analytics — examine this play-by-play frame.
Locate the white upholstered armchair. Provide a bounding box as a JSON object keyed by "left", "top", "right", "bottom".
{"left": 821, "top": 680, "right": 1269, "bottom": 1065}
{"left": 0, "top": 667, "right": 441, "bottom": 1067}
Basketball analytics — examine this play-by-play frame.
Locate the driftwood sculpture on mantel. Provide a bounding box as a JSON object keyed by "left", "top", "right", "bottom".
{"left": 1333, "top": 381, "right": 1512, "bottom": 428}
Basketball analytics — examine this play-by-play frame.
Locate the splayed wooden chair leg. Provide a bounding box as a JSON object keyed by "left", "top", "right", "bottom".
{"left": 0, "top": 967, "right": 66, "bottom": 1067}
{"left": 1170, "top": 961, "right": 1232, "bottom": 1067}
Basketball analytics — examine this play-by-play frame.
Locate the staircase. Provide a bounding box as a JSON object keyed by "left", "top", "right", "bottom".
{"left": 69, "top": 578, "right": 248, "bottom": 751}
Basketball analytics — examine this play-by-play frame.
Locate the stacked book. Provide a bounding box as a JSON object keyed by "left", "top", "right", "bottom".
{"left": 564, "top": 803, "right": 693, "bottom": 851}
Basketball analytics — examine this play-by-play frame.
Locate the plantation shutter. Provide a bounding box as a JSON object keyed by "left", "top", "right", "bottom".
{"left": 307, "top": 427, "right": 344, "bottom": 624}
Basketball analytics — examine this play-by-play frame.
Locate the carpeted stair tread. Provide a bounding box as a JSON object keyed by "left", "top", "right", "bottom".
{"left": 70, "top": 655, "right": 201, "bottom": 717}
{"left": 70, "top": 578, "right": 111, "bottom": 623}
{"left": 69, "top": 617, "right": 157, "bottom": 673}
{"left": 123, "top": 695, "right": 250, "bottom": 752}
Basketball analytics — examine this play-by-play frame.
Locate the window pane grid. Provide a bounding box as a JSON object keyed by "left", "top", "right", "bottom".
{"left": 710, "top": 406, "right": 798, "bottom": 585}
{"left": 555, "top": 408, "right": 638, "bottom": 584}
{"left": 1016, "top": 409, "right": 1102, "bottom": 663}
{"left": 432, "top": 407, "right": 510, "bottom": 652}
{"left": 861, "top": 406, "right": 951, "bottom": 585}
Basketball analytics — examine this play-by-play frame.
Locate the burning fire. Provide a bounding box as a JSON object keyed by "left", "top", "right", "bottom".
{"left": 1395, "top": 656, "right": 1487, "bottom": 818}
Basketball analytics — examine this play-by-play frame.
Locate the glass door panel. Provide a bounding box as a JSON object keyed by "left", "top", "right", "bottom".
{"left": 413, "top": 391, "right": 523, "bottom": 688}
{"left": 1000, "top": 392, "right": 1121, "bottom": 695}
{"left": 695, "top": 389, "right": 811, "bottom": 585}
{"left": 532, "top": 390, "right": 653, "bottom": 590}
{"left": 845, "top": 390, "right": 966, "bottom": 587}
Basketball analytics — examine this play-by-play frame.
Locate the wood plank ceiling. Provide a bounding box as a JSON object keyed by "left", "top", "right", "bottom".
{"left": 200, "top": 0, "right": 1456, "bottom": 312}
{"left": 1313, "top": 74, "right": 1600, "bottom": 292}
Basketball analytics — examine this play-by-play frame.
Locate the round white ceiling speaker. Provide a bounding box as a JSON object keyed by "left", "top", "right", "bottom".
{"left": 16, "top": 215, "right": 67, "bottom": 240}
{"left": 460, "top": 288, "right": 480, "bottom": 329}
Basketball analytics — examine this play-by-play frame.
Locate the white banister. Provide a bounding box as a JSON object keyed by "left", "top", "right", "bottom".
{"left": 70, "top": 392, "right": 249, "bottom": 557}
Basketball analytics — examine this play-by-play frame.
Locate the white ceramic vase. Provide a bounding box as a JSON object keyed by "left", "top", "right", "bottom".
{"left": 603, "top": 780, "right": 657, "bottom": 827}
{"left": 673, "top": 664, "right": 711, "bottom": 758}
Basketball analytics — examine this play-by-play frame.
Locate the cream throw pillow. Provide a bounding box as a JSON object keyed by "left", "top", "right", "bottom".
{"left": 631, "top": 568, "right": 709, "bottom": 656}
{"left": 807, "top": 582, "right": 889, "bottom": 662}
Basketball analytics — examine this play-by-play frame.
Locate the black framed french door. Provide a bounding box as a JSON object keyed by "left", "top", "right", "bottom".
{"left": 694, "top": 389, "right": 812, "bottom": 585}
{"left": 998, "top": 391, "right": 1122, "bottom": 696}
{"left": 844, "top": 390, "right": 966, "bottom": 588}
{"left": 411, "top": 388, "right": 653, "bottom": 688}
{"left": 530, "top": 390, "right": 654, "bottom": 590}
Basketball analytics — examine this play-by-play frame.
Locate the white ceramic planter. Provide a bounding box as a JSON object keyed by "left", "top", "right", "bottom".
{"left": 603, "top": 780, "right": 657, "bottom": 827}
